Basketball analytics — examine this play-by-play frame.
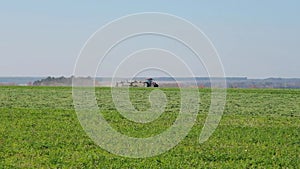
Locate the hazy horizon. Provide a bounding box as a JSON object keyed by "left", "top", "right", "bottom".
{"left": 1, "top": 76, "right": 300, "bottom": 80}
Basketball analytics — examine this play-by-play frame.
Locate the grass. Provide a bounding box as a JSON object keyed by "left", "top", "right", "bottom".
{"left": 0, "top": 86, "right": 299, "bottom": 168}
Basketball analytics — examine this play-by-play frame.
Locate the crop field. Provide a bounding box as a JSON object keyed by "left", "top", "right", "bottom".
{"left": 0, "top": 86, "right": 299, "bottom": 168}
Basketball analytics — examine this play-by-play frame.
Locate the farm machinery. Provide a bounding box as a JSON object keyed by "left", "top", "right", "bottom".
{"left": 116, "top": 78, "right": 159, "bottom": 87}
{"left": 144, "top": 78, "right": 159, "bottom": 87}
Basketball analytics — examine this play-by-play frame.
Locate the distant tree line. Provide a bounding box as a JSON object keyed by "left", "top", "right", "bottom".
{"left": 33, "top": 76, "right": 72, "bottom": 86}
{"left": 33, "top": 76, "right": 96, "bottom": 86}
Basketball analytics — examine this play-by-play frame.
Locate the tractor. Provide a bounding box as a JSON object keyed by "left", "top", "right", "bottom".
{"left": 144, "top": 78, "right": 159, "bottom": 87}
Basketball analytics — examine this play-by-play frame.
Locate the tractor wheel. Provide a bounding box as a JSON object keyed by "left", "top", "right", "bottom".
{"left": 145, "top": 82, "right": 151, "bottom": 87}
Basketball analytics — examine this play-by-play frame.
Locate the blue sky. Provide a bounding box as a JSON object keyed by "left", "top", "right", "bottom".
{"left": 0, "top": 0, "right": 299, "bottom": 78}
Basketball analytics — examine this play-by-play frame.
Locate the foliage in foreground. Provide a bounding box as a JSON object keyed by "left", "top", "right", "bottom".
{"left": 0, "top": 86, "right": 299, "bottom": 168}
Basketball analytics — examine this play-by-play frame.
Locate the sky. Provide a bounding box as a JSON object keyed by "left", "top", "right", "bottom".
{"left": 0, "top": 0, "right": 299, "bottom": 78}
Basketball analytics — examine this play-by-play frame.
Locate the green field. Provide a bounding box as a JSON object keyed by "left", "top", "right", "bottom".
{"left": 0, "top": 86, "right": 299, "bottom": 168}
